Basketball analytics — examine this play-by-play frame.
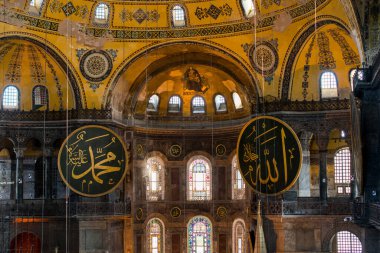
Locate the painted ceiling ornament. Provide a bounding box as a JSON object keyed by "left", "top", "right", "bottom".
{"left": 79, "top": 49, "right": 113, "bottom": 82}
{"left": 248, "top": 40, "right": 279, "bottom": 76}
{"left": 183, "top": 67, "right": 209, "bottom": 93}
{"left": 0, "top": 7, "right": 28, "bottom": 27}
{"left": 273, "top": 12, "right": 292, "bottom": 33}
{"left": 262, "top": 0, "right": 282, "bottom": 9}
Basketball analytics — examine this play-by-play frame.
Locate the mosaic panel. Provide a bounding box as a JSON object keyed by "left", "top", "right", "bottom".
{"left": 246, "top": 40, "right": 279, "bottom": 76}
{"left": 28, "top": 45, "right": 46, "bottom": 84}
{"left": 328, "top": 29, "right": 360, "bottom": 66}
{"left": 79, "top": 50, "right": 113, "bottom": 82}
{"left": 302, "top": 35, "right": 316, "bottom": 100}
{"left": 195, "top": 3, "right": 232, "bottom": 20}
{"left": 49, "top": 0, "right": 88, "bottom": 19}
{"left": 5, "top": 44, "right": 25, "bottom": 83}
{"left": 119, "top": 8, "right": 160, "bottom": 24}
{"left": 317, "top": 31, "right": 336, "bottom": 70}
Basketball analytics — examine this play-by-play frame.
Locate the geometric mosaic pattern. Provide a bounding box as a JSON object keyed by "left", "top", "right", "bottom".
{"left": 195, "top": 4, "right": 232, "bottom": 20}
{"left": 119, "top": 8, "right": 160, "bottom": 24}
{"left": 317, "top": 31, "right": 336, "bottom": 70}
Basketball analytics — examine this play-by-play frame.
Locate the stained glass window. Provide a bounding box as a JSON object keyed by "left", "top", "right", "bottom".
{"left": 187, "top": 216, "right": 212, "bottom": 253}
{"left": 320, "top": 71, "right": 338, "bottom": 98}
{"left": 215, "top": 95, "right": 227, "bottom": 112}
{"left": 147, "top": 218, "right": 164, "bottom": 253}
{"left": 187, "top": 158, "right": 211, "bottom": 200}
{"left": 232, "top": 155, "right": 245, "bottom": 200}
{"left": 233, "top": 219, "right": 246, "bottom": 253}
{"left": 147, "top": 94, "right": 159, "bottom": 112}
{"left": 336, "top": 231, "right": 362, "bottom": 253}
{"left": 146, "top": 157, "right": 164, "bottom": 201}
{"left": 334, "top": 147, "right": 351, "bottom": 194}
{"left": 232, "top": 92, "right": 243, "bottom": 110}
{"left": 3, "top": 86, "right": 19, "bottom": 109}
{"left": 172, "top": 5, "right": 186, "bottom": 27}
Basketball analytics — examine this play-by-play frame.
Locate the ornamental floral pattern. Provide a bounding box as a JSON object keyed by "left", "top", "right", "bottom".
{"left": 317, "top": 31, "right": 336, "bottom": 70}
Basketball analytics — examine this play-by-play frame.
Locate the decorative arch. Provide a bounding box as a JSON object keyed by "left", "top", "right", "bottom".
{"left": 145, "top": 154, "right": 166, "bottom": 201}
{"left": 103, "top": 41, "right": 259, "bottom": 110}
{"left": 321, "top": 223, "right": 362, "bottom": 252}
{"left": 232, "top": 218, "right": 247, "bottom": 253}
{"left": 146, "top": 218, "right": 165, "bottom": 253}
{"left": 0, "top": 34, "right": 84, "bottom": 108}
{"left": 280, "top": 18, "right": 350, "bottom": 101}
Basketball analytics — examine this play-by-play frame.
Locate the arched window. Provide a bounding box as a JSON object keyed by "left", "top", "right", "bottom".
{"left": 146, "top": 218, "right": 165, "bottom": 253}
{"left": 29, "top": 0, "right": 44, "bottom": 14}
{"left": 349, "top": 69, "right": 364, "bottom": 91}
{"left": 232, "top": 92, "right": 243, "bottom": 110}
{"left": 147, "top": 94, "right": 160, "bottom": 112}
{"left": 232, "top": 155, "right": 245, "bottom": 200}
{"left": 94, "top": 3, "right": 109, "bottom": 24}
{"left": 334, "top": 147, "right": 351, "bottom": 195}
{"left": 192, "top": 96, "right": 206, "bottom": 114}
{"left": 172, "top": 5, "right": 186, "bottom": 27}
{"left": 146, "top": 157, "right": 164, "bottom": 201}
{"left": 187, "top": 157, "right": 211, "bottom": 200}
{"left": 320, "top": 71, "right": 338, "bottom": 98}
{"left": 241, "top": 0, "right": 255, "bottom": 18}
{"left": 214, "top": 94, "right": 227, "bottom": 112}
{"left": 333, "top": 231, "right": 362, "bottom": 253}
{"left": 187, "top": 216, "right": 212, "bottom": 253}
{"left": 232, "top": 219, "right": 246, "bottom": 253}
{"left": 168, "top": 95, "right": 181, "bottom": 113}
{"left": 32, "top": 86, "right": 48, "bottom": 109}
{"left": 3, "top": 86, "right": 19, "bottom": 109}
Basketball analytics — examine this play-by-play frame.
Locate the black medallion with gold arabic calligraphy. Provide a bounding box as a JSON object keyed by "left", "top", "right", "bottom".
{"left": 237, "top": 116, "right": 302, "bottom": 195}
{"left": 58, "top": 125, "right": 128, "bottom": 197}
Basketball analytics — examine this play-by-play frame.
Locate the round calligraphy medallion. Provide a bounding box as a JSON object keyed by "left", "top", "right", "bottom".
{"left": 170, "top": 207, "right": 182, "bottom": 218}
{"left": 217, "top": 206, "right": 227, "bottom": 218}
{"left": 249, "top": 42, "right": 278, "bottom": 76}
{"left": 58, "top": 125, "right": 128, "bottom": 197}
{"left": 169, "top": 144, "right": 182, "bottom": 157}
{"left": 216, "top": 144, "right": 226, "bottom": 156}
{"left": 237, "top": 116, "right": 302, "bottom": 195}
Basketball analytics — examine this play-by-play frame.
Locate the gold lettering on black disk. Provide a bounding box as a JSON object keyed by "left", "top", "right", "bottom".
{"left": 58, "top": 125, "right": 128, "bottom": 197}
{"left": 237, "top": 116, "right": 302, "bottom": 195}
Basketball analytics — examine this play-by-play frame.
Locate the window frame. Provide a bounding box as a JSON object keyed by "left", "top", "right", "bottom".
{"left": 2, "top": 85, "right": 20, "bottom": 110}
{"left": 232, "top": 219, "right": 246, "bottom": 253}
{"left": 147, "top": 94, "right": 160, "bottom": 113}
{"left": 93, "top": 2, "right": 111, "bottom": 26}
{"left": 232, "top": 155, "right": 245, "bottom": 200}
{"left": 187, "top": 216, "right": 213, "bottom": 253}
{"left": 319, "top": 71, "right": 339, "bottom": 99}
{"left": 191, "top": 95, "right": 206, "bottom": 115}
{"left": 335, "top": 230, "right": 362, "bottom": 253}
{"left": 334, "top": 147, "right": 351, "bottom": 195}
{"left": 214, "top": 94, "right": 227, "bottom": 113}
{"left": 167, "top": 94, "right": 182, "bottom": 114}
{"left": 146, "top": 157, "right": 165, "bottom": 201}
{"left": 32, "top": 85, "right": 48, "bottom": 110}
{"left": 187, "top": 156, "right": 212, "bottom": 201}
{"left": 232, "top": 92, "right": 243, "bottom": 111}
{"left": 240, "top": 0, "right": 256, "bottom": 18}
{"left": 170, "top": 4, "right": 187, "bottom": 28}
{"left": 146, "top": 218, "right": 165, "bottom": 253}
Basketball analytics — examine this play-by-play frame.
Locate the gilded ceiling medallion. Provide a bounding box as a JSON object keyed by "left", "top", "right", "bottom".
{"left": 80, "top": 50, "right": 113, "bottom": 82}
{"left": 249, "top": 41, "right": 279, "bottom": 76}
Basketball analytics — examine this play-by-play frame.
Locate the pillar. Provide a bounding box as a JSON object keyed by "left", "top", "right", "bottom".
{"left": 298, "top": 132, "right": 313, "bottom": 197}
{"left": 317, "top": 134, "right": 329, "bottom": 204}
{"left": 14, "top": 147, "right": 25, "bottom": 201}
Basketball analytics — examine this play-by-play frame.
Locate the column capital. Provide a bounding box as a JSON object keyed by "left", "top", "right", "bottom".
{"left": 300, "top": 131, "right": 313, "bottom": 151}
{"left": 13, "top": 147, "right": 26, "bottom": 159}
{"left": 43, "top": 147, "right": 54, "bottom": 157}
{"left": 316, "top": 133, "right": 329, "bottom": 152}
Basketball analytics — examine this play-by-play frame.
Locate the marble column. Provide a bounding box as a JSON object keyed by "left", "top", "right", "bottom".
{"left": 298, "top": 132, "right": 313, "bottom": 197}
{"left": 14, "top": 147, "right": 26, "bottom": 201}
{"left": 317, "top": 134, "right": 329, "bottom": 204}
